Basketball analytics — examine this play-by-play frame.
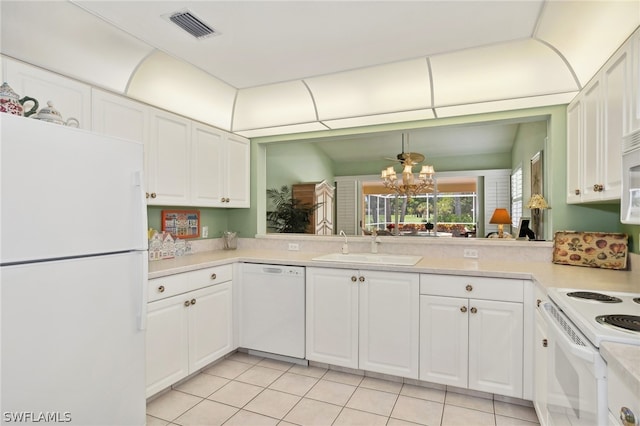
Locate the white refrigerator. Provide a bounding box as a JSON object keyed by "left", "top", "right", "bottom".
{"left": 1, "top": 114, "right": 147, "bottom": 425}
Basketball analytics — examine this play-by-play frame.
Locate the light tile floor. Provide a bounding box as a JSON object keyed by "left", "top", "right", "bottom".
{"left": 147, "top": 352, "right": 540, "bottom": 426}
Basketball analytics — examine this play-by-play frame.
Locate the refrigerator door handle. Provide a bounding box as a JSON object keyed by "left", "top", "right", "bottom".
{"left": 134, "top": 170, "right": 149, "bottom": 249}
{"left": 138, "top": 252, "right": 148, "bottom": 330}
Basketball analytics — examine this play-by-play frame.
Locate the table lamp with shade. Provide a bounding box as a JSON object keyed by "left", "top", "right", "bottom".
{"left": 489, "top": 208, "right": 512, "bottom": 238}
{"left": 526, "top": 194, "right": 550, "bottom": 240}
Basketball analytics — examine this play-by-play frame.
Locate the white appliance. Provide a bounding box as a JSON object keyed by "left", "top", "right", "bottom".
{"left": 1, "top": 114, "right": 148, "bottom": 425}
{"left": 540, "top": 288, "right": 640, "bottom": 426}
{"left": 621, "top": 130, "right": 640, "bottom": 224}
{"left": 240, "top": 263, "right": 305, "bottom": 359}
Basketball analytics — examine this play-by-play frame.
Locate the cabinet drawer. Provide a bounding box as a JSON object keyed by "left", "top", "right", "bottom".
{"left": 148, "top": 274, "right": 188, "bottom": 303}
{"left": 420, "top": 274, "right": 523, "bottom": 302}
{"left": 186, "top": 264, "right": 233, "bottom": 290}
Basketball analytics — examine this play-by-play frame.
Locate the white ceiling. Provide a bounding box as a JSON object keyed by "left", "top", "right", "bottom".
{"left": 72, "top": 0, "right": 544, "bottom": 89}
{"left": 1, "top": 1, "right": 638, "bottom": 161}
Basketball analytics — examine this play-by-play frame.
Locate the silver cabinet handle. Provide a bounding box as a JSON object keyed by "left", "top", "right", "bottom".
{"left": 359, "top": 276, "right": 365, "bottom": 282}
{"left": 158, "top": 285, "right": 165, "bottom": 293}
{"left": 593, "top": 184, "right": 604, "bottom": 192}
{"left": 150, "top": 192, "right": 157, "bottom": 199}
{"left": 460, "top": 306, "right": 467, "bottom": 313}
{"left": 542, "top": 339, "right": 548, "bottom": 347}
{"left": 184, "top": 300, "right": 191, "bottom": 307}
{"left": 470, "top": 307, "right": 478, "bottom": 314}
{"left": 351, "top": 276, "right": 357, "bottom": 282}
{"left": 465, "top": 284, "right": 473, "bottom": 292}
{"left": 210, "top": 273, "right": 217, "bottom": 280}
{"left": 191, "top": 298, "right": 196, "bottom": 305}
{"left": 575, "top": 189, "right": 581, "bottom": 195}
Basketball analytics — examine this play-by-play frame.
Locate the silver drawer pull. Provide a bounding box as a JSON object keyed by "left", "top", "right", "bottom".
{"left": 184, "top": 300, "right": 191, "bottom": 307}
{"left": 210, "top": 273, "right": 217, "bottom": 280}
{"left": 465, "top": 284, "right": 473, "bottom": 292}
{"left": 460, "top": 306, "right": 467, "bottom": 313}
{"left": 191, "top": 298, "right": 196, "bottom": 305}
{"left": 470, "top": 307, "right": 478, "bottom": 314}
{"left": 158, "top": 285, "right": 165, "bottom": 293}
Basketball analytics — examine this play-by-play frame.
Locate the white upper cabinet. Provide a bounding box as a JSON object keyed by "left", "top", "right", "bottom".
{"left": 567, "top": 34, "right": 633, "bottom": 203}
{"left": 629, "top": 29, "right": 640, "bottom": 135}
{"left": 148, "top": 109, "right": 191, "bottom": 206}
{"left": 92, "top": 89, "right": 149, "bottom": 144}
{"left": 191, "top": 125, "right": 250, "bottom": 208}
{"left": 3, "top": 58, "right": 91, "bottom": 129}
{"left": 223, "top": 134, "right": 251, "bottom": 208}
{"left": 91, "top": 88, "right": 250, "bottom": 208}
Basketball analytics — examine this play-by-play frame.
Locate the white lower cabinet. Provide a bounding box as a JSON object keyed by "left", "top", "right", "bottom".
{"left": 419, "top": 274, "right": 524, "bottom": 398}
{"left": 145, "top": 266, "right": 234, "bottom": 397}
{"left": 305, "top": 267, "right": 419, "bottom": 379}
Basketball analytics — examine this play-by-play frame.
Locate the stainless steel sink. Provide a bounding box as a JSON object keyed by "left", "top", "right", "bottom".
{"left": 311, "top": 253, "right": 422, "bottom": 266}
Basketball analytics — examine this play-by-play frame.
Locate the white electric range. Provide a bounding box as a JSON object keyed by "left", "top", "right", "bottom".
{"left": 547, "top": 288, "right": 640, "bottom": 347}
{"left": 540, "top": 288, "right": 640, "bottom": 426}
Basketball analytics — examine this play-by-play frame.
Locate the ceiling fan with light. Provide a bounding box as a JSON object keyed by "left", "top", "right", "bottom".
{"left": 381, "top": 133, "right": 435, "bottom": 198}
{"left": 384, "top": 133, "right": 425, "bottom": 166}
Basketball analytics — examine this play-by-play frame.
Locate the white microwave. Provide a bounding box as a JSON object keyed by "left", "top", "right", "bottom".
{"left": 621, "top": 130, "right": 640, "bottom": 224}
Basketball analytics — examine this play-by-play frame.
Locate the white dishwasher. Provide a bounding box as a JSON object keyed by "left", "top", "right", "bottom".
{"left": 240, "top": 263, "right": 305, "bottom": 359}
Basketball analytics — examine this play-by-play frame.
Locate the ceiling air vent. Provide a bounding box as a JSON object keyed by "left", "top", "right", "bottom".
{"left": 167, "top": 9, "right": 217, "bottom": 39}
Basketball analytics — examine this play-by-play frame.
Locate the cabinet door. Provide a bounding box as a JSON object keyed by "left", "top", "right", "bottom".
{"left": 533, "top": 310, "right": 548, "bottom": 426}
{"left": 419, "top": 295, "right": 468, "bottom": 388}
{"left": 191, "top": 123, "right": 225, "bottom": 207}
{"left": 188, "top": 282, "right": 234, "bottom": 371}
{"left": 4, "top": 58, "right": 91, "bottom": 128}
{"left": 601, "top": 47, "right": 629, "bottom": 200}
{"left": 91, "top": 89, "right": 150, "bottom": 190}
{"left": 225, "top": 134, "right": 250, "bottom": 207}
{"left": 148, "top": 109, "right": 191, "bottom": 205}
{"left": 359, "top": 271, "right": 419, "bottom": 378}
{"left": 566, "top": 99, "right": 583, "bottom": 203}
{"left": 305, "top": 267, "right": 358, "bottom": 369}
{"left": 146, "top": 295, "right": 189, "bottom": 397}
{"left": 468, "top": 299, "right": 523, "bottom": 398}
{"left": 582, "top": 80, "right": 603, "bottom": 201}
{"left": 631, "top": 30, "right": 640, "bottom": 134}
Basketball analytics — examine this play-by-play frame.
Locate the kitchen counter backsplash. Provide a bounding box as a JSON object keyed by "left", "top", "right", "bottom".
{"left": 244, "top": 235, "right": 554, "bottom": 263}
{"left": 160, "top": 235, "right": 637, "bottom": 272}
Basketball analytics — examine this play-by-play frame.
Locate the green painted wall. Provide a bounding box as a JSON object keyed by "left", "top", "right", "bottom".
{"left": 266, "top": 142, "right": 334, "bottom": 190}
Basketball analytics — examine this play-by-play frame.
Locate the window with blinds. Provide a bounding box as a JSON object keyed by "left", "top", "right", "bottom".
{"left": 511, "top": 167, "right": 523, "bottom": 228}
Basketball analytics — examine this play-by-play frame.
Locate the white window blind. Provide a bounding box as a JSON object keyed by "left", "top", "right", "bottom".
{"left": 511, "top": 167, "right": 523, "bottom": 228}
{"left": 484, "top": 171, "right": 512, "bottom": 235}
{"left": 335, "top": 179, "right": 359, "bottom": 235}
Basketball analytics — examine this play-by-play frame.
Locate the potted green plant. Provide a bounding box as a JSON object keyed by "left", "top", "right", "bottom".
{"left": 266, "top": 185, "right": 321, "bottom": 233}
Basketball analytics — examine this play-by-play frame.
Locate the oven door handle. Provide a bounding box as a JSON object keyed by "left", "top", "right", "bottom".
{"left": 540, "top": 302, "right": 599, "bottom": 364}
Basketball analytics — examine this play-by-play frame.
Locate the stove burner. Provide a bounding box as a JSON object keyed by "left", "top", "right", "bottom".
{"left": 566, "top": 291, "right": 622, "bottom": 303}
{"left": 596, "top": 315, "right": 640, "bottom": 332}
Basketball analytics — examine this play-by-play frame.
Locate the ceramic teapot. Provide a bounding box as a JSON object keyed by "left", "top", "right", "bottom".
{"left": 32, "top": 101, "right": 79, "bottom": 127}
{"left": 0, "top": 82, "right": 39, "bottom": 117}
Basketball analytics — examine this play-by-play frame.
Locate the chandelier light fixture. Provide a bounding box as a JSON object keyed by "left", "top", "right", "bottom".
{"left": 380, "top": 133, "right": 435, "bottom": 198}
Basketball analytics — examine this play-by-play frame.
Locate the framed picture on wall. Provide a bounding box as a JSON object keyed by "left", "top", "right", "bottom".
{"left": 161, "top": 210, "right": 200, "bottom": 239}
{"left": 531, "top": 151, "right": 543, "bottom": 196}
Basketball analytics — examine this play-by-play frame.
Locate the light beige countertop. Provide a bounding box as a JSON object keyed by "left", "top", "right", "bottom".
{"left": 149, "top": 248, "right": 640, "bottom": 294}
{"left": 600, "top": 342, "right": 640, "bottom": 398}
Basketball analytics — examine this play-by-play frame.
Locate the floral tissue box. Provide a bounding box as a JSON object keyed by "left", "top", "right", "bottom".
{"left": 552, "top": 231, "right": 628, "bottom": 270}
